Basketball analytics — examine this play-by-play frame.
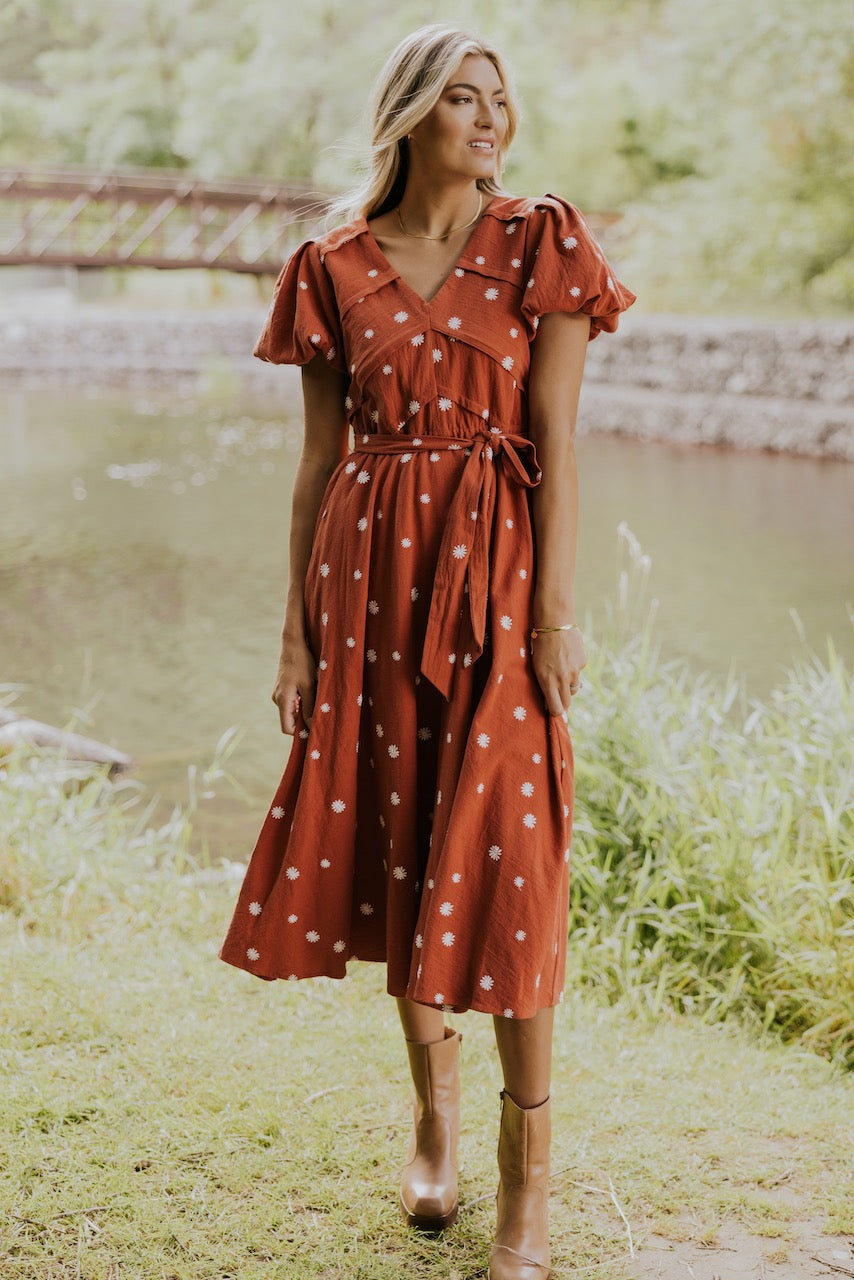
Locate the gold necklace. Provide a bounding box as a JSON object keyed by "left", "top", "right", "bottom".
{"left": 396, "top": 191, "right": 483, "bottom": 241}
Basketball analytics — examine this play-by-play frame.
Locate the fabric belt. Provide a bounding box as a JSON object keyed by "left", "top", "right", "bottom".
{"left": 352, "top": 431, "right": 543, "bottom": 699}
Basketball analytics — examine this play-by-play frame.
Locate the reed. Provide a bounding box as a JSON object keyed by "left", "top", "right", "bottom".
{"left": 568, "top": 524, "right": 854, "bottom": 1066}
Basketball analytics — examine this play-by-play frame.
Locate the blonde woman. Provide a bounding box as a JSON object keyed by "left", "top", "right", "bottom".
{"left": 221, "top": 23, "right": 635, "bottom": 1278}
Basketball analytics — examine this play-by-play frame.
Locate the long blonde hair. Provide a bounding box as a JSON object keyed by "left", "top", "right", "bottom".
{"left": 329, "top": 24, "right": 520, "bottom": 225}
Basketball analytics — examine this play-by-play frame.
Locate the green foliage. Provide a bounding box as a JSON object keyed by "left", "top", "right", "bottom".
{"left": 569, "top": 524, "right": 854, "bottom": 1067}
{"left": 1, "top": 0, "right": 853, "bottom": 310}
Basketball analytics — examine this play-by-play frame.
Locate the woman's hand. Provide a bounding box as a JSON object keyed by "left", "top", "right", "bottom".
{"left": 271, "top": 634, "right": 318, "bottom": 735}
{"left": 530, "top": 627, "right": 587, "bottom": 717}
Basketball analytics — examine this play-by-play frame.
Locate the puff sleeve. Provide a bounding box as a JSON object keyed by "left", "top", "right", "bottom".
{"left": 253, "top": 239, "right": 346, "bottom": 371}
{"left": 521, "top": 194, "right": 636, "bottom": 341}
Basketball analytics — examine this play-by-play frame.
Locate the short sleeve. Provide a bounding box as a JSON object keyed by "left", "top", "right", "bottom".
{"left": 253, "top": 239, "right": 346, "bottom": 371}
{"left": 521, "top": 194, "right": 636, "bottom": 341}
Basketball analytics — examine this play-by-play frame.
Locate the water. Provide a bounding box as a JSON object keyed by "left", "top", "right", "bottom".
{"left": 2, "top": 387, "right": 852, "bottom": 859}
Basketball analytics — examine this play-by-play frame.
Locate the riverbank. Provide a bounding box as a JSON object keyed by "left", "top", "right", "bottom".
{"left": 1, "top": 305, "right": 852, "bottom": 459}
{"left": 1, "top": 731, "right": 852, "bottom": 1279}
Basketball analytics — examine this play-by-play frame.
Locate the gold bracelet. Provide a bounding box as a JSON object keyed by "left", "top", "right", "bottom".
{"left": 530, "top": 622, "right": 580, "bottom": 641}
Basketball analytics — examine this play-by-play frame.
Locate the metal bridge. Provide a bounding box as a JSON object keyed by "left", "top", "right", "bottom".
{"left": 0, "top": 166, "right": 329, "bottom": 274}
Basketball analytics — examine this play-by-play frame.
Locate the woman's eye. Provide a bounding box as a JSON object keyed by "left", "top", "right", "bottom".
{"left": 451, "top": 95, "right": 473, "bottom": 104}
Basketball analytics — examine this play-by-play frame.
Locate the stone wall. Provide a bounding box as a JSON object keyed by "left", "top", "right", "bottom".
{"left": 1, "top": 307, "right": 852, "bottom": 459}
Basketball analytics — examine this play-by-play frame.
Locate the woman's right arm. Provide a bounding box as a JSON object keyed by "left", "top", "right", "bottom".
{"left": 273, "top": 357, "right": 350, "bottom": 734}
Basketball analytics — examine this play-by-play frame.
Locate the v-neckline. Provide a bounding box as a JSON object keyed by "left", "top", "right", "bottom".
{"left": 360, "top": 198, "right": 497, "bottom": 308}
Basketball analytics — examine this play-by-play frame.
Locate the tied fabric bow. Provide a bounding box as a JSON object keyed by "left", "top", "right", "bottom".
{"left": 353, "top": 431, "right": 542, "bottom": 698}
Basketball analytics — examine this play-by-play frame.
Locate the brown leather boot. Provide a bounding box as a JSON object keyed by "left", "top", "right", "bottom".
{"left": 488, "top": 1090, "right": 552, "bottom": 1279}
{"left": 399, "top": 1025, "right": 461, "bottom": 1231}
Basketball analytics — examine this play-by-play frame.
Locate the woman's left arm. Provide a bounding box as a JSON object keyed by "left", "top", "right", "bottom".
{"left": 526, "top": 310, "right": 591, "bottom": 716}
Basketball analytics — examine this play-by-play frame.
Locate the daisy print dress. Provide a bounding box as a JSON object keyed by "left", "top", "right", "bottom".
{"left": 220, "top": 194, "right": 636, "bottom": 1018}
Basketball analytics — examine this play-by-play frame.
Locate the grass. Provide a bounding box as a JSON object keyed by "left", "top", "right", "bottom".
{"left": 1, "top": 523, "right": 852, "bottom": 1276}
{"left": 567, "top": 524, "right": 854, "bottom": 1067}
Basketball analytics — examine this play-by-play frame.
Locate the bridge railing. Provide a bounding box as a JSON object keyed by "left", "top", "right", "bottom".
{"left": 0, "top": 165, "right": 332, "bottom": 274}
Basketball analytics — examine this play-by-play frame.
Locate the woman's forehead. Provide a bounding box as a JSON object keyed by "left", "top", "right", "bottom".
{"left": 444, "top": 53, "right": 504, "bottom": 92}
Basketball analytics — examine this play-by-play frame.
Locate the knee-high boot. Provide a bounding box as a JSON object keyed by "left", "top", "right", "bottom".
{"left": 399, "top": 1025, "right": 461, "bottom": 1231}
{"left": 488, "top": 1089, "right": 551, "bottom": 1279}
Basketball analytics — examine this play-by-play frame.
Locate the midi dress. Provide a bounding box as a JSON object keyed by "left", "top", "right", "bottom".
{"left": 219, "top": 193, "right": 636, "bottom": 1019}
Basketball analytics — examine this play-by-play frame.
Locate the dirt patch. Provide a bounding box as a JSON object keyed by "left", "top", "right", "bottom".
{"left": 628, "top": 1222, "right": 854, "bottom": 1280}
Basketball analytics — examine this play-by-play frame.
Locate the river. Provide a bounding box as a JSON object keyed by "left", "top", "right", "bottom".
{"left": 2, "top": 386, "right": 852, "bottom": 860}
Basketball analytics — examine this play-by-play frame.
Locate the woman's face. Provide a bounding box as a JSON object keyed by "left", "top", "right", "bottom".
{"left": 409, "top": 53, "right": 508, "bottom": 182}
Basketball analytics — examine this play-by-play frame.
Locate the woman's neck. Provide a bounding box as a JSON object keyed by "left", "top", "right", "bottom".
{"left": 395, "top": 178, "right": 482, "bottom": 240}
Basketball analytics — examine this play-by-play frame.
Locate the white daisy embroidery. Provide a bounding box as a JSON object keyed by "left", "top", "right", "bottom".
{"left": 565, "top": 847, "right": 571, "bottom": 863}
{"left": 388, "top": 744, "right": 399, "bottom": 758}
{"left": 411, "top": 333, "right": 425, "bottom": 346}
{"left": 368, "top": 268, "right": 378, "bottom": 277}
{"left": 434, "top": 993, "right": 444, "bottom": 1004}
{"left": 502, "top": 355, "right": 514, "bottom": 370}
{"left": 420, "top": 492, "right": 430, "bottom": 504}
{"left": 331, "top": 799, "right": 346, "bottom": 813}
{"left": 312, "top": 332, "right": 323, "bottom": 344}
{"left": 319, "top": 562, "right": 330, "bottom": 576}
{"left": 563, "top": 235, "right": 578, "bottom": 250}
{"left": 375, "top": 723, "right": 384, "bottom": 737}
{"left": 409, "top": 400, "right": 420, "bottom": 415}
{"left": 320, "top": 702, "right": 331, "bottom": 713}
{"left": 506, "top": 222, "right": 517, "bottom": 235}
{"left": 438, "top": 397, "right": 452, "bottom": 411}
{"left": 514, "top": 876, "right": 526, "bottom": 889}
{"left": 463, "top": 653, "right": 473, "bottom": 667}
{"left": 500, "top": 615, "right": 512, "bottom": 630}
{"left": 514, "top": 706, "right": 527, "bottom": 721}
{"left": 357, "top": 470, "right": 370, "bottom": 484}
{"left": 400, "top": 453, "right": 412, "bottom": 464}
{"left": 506, "top": 518, "right": 514, "bottom": 529}
{"left": 320, "top": 857, "right": 330, "bottom": 868}
{"left": 390, "top": 791, "right": 401, "bottom": 805}
{"left": 415, "top": 934, "right": 423, "bottom": 948}
{"left": 393, "top": 865, "right": 407, "bottom": 880}
{"left": 432, "top": 348, "right": 443, "bottom": 362}
{"left": 394, "top": 310, "right": 409, "bottom": 323}
{"left": 246, "top": 947, "right": 259, "bottom": 961}
{"left": 368, "top": 599, "right": 379, "bottom": 614}
{"left": 515, "top": 929, "right": 527, "bottom": 942}
{"left": 299, "top": 280, "right": 308, "bottom": 291}
{"left": 475, "top": 255, "right": 486, "bottom": 265}
{"left": 322, "top": 611, "right": 328, "bottom": 625}
{"left": 411, "top": 587, "right": 419, "bottom": 601}
{"left": 383, "top": 363, "right": 393, "bottom": 374}
{"left": 477, "top": 732, "right": 490, "bottom": 748}
{"left": 439, "top": 901, "right": 453, "bottom": 916}
{"left": 333, "top": 939, "right": 346, "bottom": 952}
{"left": 504, "top": 1008, "right": 514, "bottom": 1017}
{"left": 271, "top": 806, "right": 285, "bottom": 819}
{"left": 306, "top": 930, "right": 320, "bottom": 942}
{"left": 346, "top": 636, "right": 356, "bottom": 648}
{"left": 417, "top": 726, "right": 432, "bottom": 741}
{"left": 485, "top": 287, "right": 499, "bottom": 300}
{"left": 454, "top": 267, "right": 464, "bottom": 277}
{"left": 364, "top": 328, "right": 374, "bottom": 339}
{"left": 488, "top": 844, "right": 502, "bottom": 860}
{"left": 286, "top": 866, "right": 299, "bottom": 880}
{"left": 480, "top": 974, "right": 494, "bottom": 990}
{"left": 511, "top": 257, "right": 521, "bottom": 268}
{"left": 519, "top": 568, "right": 527, "bottom": 579}
{"left": 523, "top": 813, "right": 536, "bottom": 828}
{"left": 367, "top": 648, "right": 377, "bottom": 663}
{"left": 532, "top": 752, "right": 542, "bottom": 764}
{"left": 357, "top": 516, "right": 368, "bottom": 532}
{"left": 570, "top": 286, "right": 581, "bottom": 298}
{"left": 248, "top": 901, "right": 262, "bottom": 916}
{"left": 447, "top": 316, "right": 462, "bottom": 330}
{"left": 452, "top": 543, "right": 467, "bottom": 559}
{"left": 360, "top": 902, "right": 374, "bottom": 915}
{"left": 521, "top": 781, "right": 534, "bottom": 797}
{"left": 442, "top": 931, "right": 455, "bottom": 946}
{"left": 392, "top": 649, "right": 401, "bottom": 660}
{"left": 448, "top": 653, "right": 456, "bottom": 664}
{"left": 287, "top": 913, "right": 297, "bottom": 923}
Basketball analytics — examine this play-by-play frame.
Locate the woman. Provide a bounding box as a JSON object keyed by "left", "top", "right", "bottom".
{"left": 221, "top": 23, "right": 635, "bottom": 1279}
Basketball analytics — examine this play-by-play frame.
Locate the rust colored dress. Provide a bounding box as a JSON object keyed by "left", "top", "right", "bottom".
{"left": 220, "top": 193, "right": 636, "bottom": 1018}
